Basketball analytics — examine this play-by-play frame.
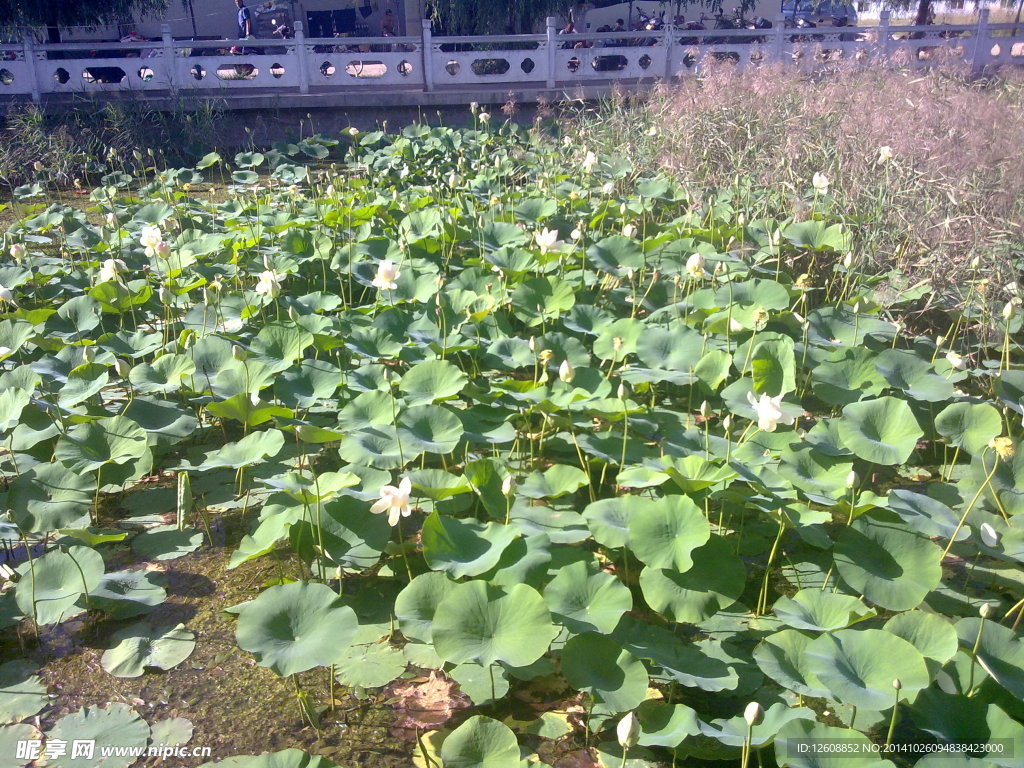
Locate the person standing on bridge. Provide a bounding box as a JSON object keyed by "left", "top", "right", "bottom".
{"left": 236, "top": 0, "right": 252, "bottom": 39}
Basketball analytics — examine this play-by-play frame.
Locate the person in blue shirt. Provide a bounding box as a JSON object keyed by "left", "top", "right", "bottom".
{"left": 236, "top": 0, "right": 252, "bottom": 38}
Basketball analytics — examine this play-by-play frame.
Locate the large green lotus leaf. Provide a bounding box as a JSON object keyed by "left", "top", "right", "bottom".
{"left": 199, "top": 749, "right": 340, "bottom": 768}
{"left": 910, "top": 688, "right": 1024, "bottom": 766}
{"left": 15, "top": 546, "right": 104, "bottom": 626}
{"left": 399, "top": 359, "right": 468, "bottom": 406}
{"left": 714, "top": 278, "right": 792, "bottom": 310}
{"left": 89, "top": 568, "right": 167, "bottom": 619}
{"left": 293, "top": 496, "right": 391, "bottom": 570}
{"left": 561, "top": 633, "right": 649, "bottom": 712}
{"left": 875, "top": 348, "right": 954, "bottom": 403}
{"left": 334, "top": 642, "right": 406, "bottom": 689}
{"left": 835, "top": 397, "right": 922, "bottom": 465}
{"left": 54, "top": 415, "right": 149, "bottom": 473}
{"left": 935, "top": 402, "right": 1003, "bottom": 456}
{"left": 627, "top": 495, "right": 710, "bottom": 571}
{"left": 339, "top": 426, "right": 408, "bottom": 469}
{"left": 699, "top": 702, "right": 815, "bottom": 749}
{"left": 772, "top": 589, "right": 875, "bottom": 632}
{"left": 421, "top": 512, "right": 518, "bottom": 579}
{"left": 955, "top": 618, "right": 1024, "bottom": 700}
{"left": 694, "top": 348, "right": 733, "bottom": 391}
{"left": 440, "top": 716, "right": 520, "bottom": 768}
{"left": 397, "top": 405, "right": 464, "bottom": 454}
{"left": 206, "top": 395, "right": 293, "bottom": 428}
{"left": 0, "top": 661, "right": 48, "bottom": 723}
{"left": 250, "top": 322, "right": 314, "bottom": 373}
{"left": 834, "top": 515, "right": 942, "bottom": 611}
{"left": 56, "top": 363, "right": 108, "bottom": 408}
{"left": 586, "top": 235, "right": 645, "bottom": 277}
{"left": 101, "top": 622, "right": 195, "bottom": 678}
{"left": 994, "top": 369, "right": 1024, "bottom": 416}
{"left": 883, "top": 610, "right": 958, "bottom": 663}
{"left": 614, "top": 618, "right": 739, "bottom": 692}
{"left": 582, "top": 496, "right": 643, "bottom": 549}
{"left": 639, "top": 537, "right": 745, "bottom": 624}
{"left": 635, "top": 700, "right": 700, "bottom": 748}
{"left": 128, "top": 353, "right": 196, "bottom": 394}
{"left": 346, "top": 326, "right": 403, "bottom": 360}
{"left": 518, "top": 464, "right": 589, "bottom": 499}
{"left": 805, "top": 629, "right": 929, "bottom": 709}
{"left": 635, "top": 325, "right": 704, "bottom": 372}
{"left": 773, "top": 720, "right": 896, "bottom": 768}
{"left": 482, "top": 221, "right": 528, "bottom": 251}
{"left": 480, "top": 532, "right": 554, "bottom": 589}
{"left": 506, "top": 502, "right": 590, "bottom": 544}
{"left": 193, "top": 429, "right": 285, "bottom": 470}
{"left": 432, "top": 581, "right": 557, "bottom": 668}
{"left": 235, "top": 581, "right": 358, "bottom": 676}
{"left": 46, "top": 704, "right": 150, "bottom": 768}
{"left": 8, "top": 462, "right": 93, "bottom": 533}
{"left": 810, "top": 347, "right": 887, "bottom": 406}
{"left": 149, "top": 716, "right": 193, "bottom": 748}
{"left": 121, "top": 396, "right": 199, "bottom": 448}
{"left": 593, "top": 318, "right": 644, "bottom": 361}
{"left": 543, "top": 560, "right": 632, "bottom": 634}
{"left": 338, "top": 391, "right": 397, "bottom": 431}
{"left": 132, "top": 525, "right": 203, "bottom": 561}
{"left": 275, "top": 359, "right": 343, "bottom": 409}
{"left": 750, "top": 337, "right": 796, "bottom": 396}
{"left": 778, "top": 444, "right": 854, "bottom": 505}
{"left": 510, "top": 276, "right": 575, "bottom": 327}
{"left": 752, "top": 629, "right": 831, "bottom": 698}
{"left": 887, "top": 489, "right": 970, "bottom": 542}
{"left": 660, "top": 455, "right": 738, "bottom": 494}
{"left": 394, "top": 571, "right": 458, "bottom": 643}
{"left": 449, "top": 661, "right": 510, "bottom": 705}
{"left": 0, "top": 723, "right": 42, "bottom": 765}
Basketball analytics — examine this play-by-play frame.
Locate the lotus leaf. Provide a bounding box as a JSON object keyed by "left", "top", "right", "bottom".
{"left": 101, "top": 622, "right": 196, "bottom": 678}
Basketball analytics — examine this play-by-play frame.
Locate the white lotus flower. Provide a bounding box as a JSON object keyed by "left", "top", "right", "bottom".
{"left": 945, "top": 351, "right": 965, "bottom": 370}
{"left": 370, "top": 477, "right": 413, "bottom": 527}
{"left": 582, "top": 151, "right": 598, "bottom": 173}
{"left": 0, "top": 284, "right": 15, "bottom": 306}
{"left": 372, "top": 260, "right": 400, "bottom": 290}
{"left": 622, "top": 223, "right": 636, "bottom": 238}
{"left": 139, "top": 224, "right": 163, "bottom": 257}
{"left": 686, "top": 253, "right": 705, "bottom": 279}
{"left": 602, "top": 182, "right": 615, "bottom": 195}
{"left": 348, "top": 127, "right": 360, "bottom": 136}
{"left": 980, "top": 522, "right": 1000, "bottom": 548}
{"left": 255, "top": 269, "right": 284, "bottom": 298}
{"left": 478, "top": 112, "right": 491, "bottom": 124}
{"left": 746, "top": 391, "right": 795, "bottom": 433}
{"left": 878, "top": 146, "right": 893, "bottom": 163}
{"left": 616, "top": 712, "right": 640, "bottom": 750}
{"left": 98, "top": 258, "right": 126, "bottom": 283}
{"left": 812, "top": 172, "right": 829, "bottom": 195}
{"left": 535, "top": 227, "right": 562, "bottom": 255}
{"left": 559, "top": 359, "right": 575, "bottom": 383}
{"left": 9, "top": 243, "right": 25, "bottom": 262}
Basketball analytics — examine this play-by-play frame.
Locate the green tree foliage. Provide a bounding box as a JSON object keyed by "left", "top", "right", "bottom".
{"left": 428, "top": 0, "right": 575, "bottom": 34}
{"left": 0, "top": 0, "right": 182, "bottom": 42}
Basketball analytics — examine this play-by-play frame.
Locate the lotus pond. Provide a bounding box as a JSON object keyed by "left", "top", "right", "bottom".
{"left": 0, "top": 120, "right": 1023, "bottom": 768}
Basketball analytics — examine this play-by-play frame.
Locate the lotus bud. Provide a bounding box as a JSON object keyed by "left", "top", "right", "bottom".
{"left": 232, "top": 345, "right": 247, "bottom": 362}
{"left": 852, "top": 302, "right": 861, "bottom": 314}
{"left": 892, "top": 678, "right": 902, "bottom": 691}
{"left": 528, "top": 337, "right": 536, "bottom": 352}
{"left": 82, "top": 346, "right": 96, "bottom": 364}
{"left": 602, "top": 182, "right": 615, "bottom": 195}
{"left": 158, "top": 286, "right": 173, "bottom": 304}
{"left": 970, "top": 256, "right": 981, "bottom": 269}
{"left": 1004, "top": 301, "right": 1016, "bottom": 321}
{"left": 980, "top": 522, "right": 1000, "bottom": 548}
{"left": 616, "top": 712, "right": 640, "bottom": 750}
{"left": 722, "top": 415, "right": 732, "bottom": 430}
{"left": 980, "top": 602, "right": 995, "bottom": 619}
{"left": 155, "top": 241, "right": 171, "bottom": 259}
{"left": 617, "top": 383, "right": 626, "bottom": 400}
{"left": 846, "top": 471, "right": 859, "bottom": 488}
{"left": 501, "top": 475, "right": 514, "bottom": 497}
{"left": 619, "top": 203, "right": 627, "bottom": 216}
{"left": 700, "top": 400, "right": 709, "bottom": 418}
{"left": 744, "top": 702, "right": 764, "bottom": 727}
{"left": 9, "top": 243, "right": 25, "bottom": 262}
{"left": 812, "top": 172, "right": 829, "bottom": 195}
{"left": 348, "top": 126, "right": 360, "bottom": 136}
{"left": 935, "top": 335, "right": 946, "bottom": 349}
{"left": 33, "top": 160, "right": 44, "bottom": 172}
{"left": 842, "top": 252, "right": 853, "bottom": 269}
{"left": 115, "top": 359, "right": 131, "bottom": 378}
{"left": 325, "top": 184, "right": 336, "bottom": 197}
{"left": 559, "top": 359, "right": 575, "bottom": 383}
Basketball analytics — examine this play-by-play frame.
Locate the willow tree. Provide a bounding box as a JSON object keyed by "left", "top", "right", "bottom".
{"left": 0, "top": 0, "right": 186, "bottom": 43}
{"left": 428, "top": 0, "right": 577, "bottom": 34}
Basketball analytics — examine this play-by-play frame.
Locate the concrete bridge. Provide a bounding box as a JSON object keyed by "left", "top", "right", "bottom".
{"left": 0, "top": 11, "right": 1021, "bottom": 112}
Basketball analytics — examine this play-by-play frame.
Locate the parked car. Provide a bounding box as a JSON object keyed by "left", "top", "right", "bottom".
{"left": 780, "top": 0, "right": 858, "bottom": 26}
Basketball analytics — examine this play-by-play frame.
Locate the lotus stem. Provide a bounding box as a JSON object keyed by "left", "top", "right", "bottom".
{"left": 941, "top": 451, "right": 999, "bottom": 561}
{"left": 740, "top": 723, "right": 752, "bottom": 768}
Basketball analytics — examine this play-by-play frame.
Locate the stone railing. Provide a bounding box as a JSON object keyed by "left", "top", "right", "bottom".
{"left": 0, "top": 10, "right": 1020, "bottom": 103}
